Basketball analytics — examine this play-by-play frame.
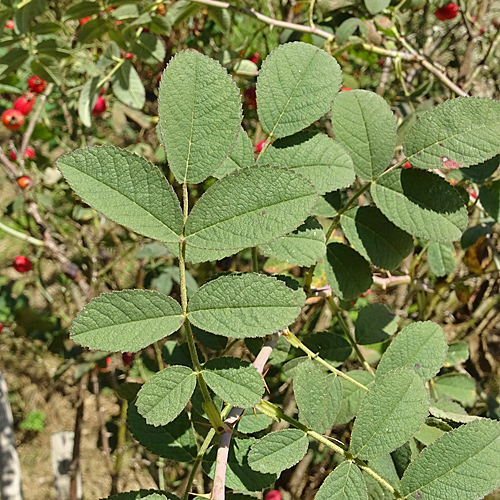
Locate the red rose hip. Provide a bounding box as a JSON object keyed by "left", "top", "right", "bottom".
{"left": 434, "top": 2, "right": 459, "bottom": 20}
{"left": 265, "top": 491, "right": 282, "bottom": 500}
{"left": 28, "top": 75, "right": 46, "bottom": 94}
{"left": 14, "top": 92, "right": 37, "bottom": 115}
{"left": 92, "top": 96, "right": 106, "bottom": 115}
{"left": 17, "top": 176, "right": 31, "bottom": 190}
{"left": 2, "top": 109, "right": 24, "bottom": 130}
{"left": 13, "top": 255, "right": 32, "bottom": 273}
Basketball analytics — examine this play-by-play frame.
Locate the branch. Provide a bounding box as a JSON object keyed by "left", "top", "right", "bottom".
{"left": 190, "top": 0, "right": 334, "bottom": 40}
{"left": 211, "top": 331, "right": 283, "bottom": 500}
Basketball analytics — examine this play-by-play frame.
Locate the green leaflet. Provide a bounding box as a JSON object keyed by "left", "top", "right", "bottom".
{"left": 57, "top": 147, "right": 183, "bottom": 243}
{"left": 303, "top": 331, "right": 352, "bottom": 367}
{"left": 479, "top": 180, "right": 500, "bottom": 222}
{"left": 248, "top": 429, "right": 309, "bottom": 474}
{"left": 434, "top": 373, "right": 477, "bottom": 406}
{"left": 78, "top": 76, "right": 101, "bottom": 128}
{"left": 371, "top": 169, "right": 467, "bottom": 243}
{"left": 187, "top": 273, "right": 302, "bottom": 338}
{"left": 136, "top": 366, "right": 197, "bottom": 426}
{"left": 315, "top": 461, "right": 368, "bottom": 500}
{"left": 331, "top": 90, "right": 396, "bottom": 181}
{"left": 184, "top": 165, "right": 317, "bottom": 252}
{"left": 429, "top": 400, "right": 479, "bottom": 424}
{"left": 341, "top": 206, "right": 414, "bottom": 271}
{"left": 127, "top": 400, "right": 197, "bottom": 461}
{"left": 365, "top": 0, "right": 391, "bottom": 14}
{"left": 202, "top": 357, "right": 265, "bottom": 408}
{"left": 376, "top": 321, "right": 448, "bottom": 381}
{"left": 260, "top": 217, "right": 327, "bottom": 267}
{"left": 325, "top": 242, "right": 373, "bottom": 300}
{"left": 157, "top": 50, "right": 242, "bottom": 184}
{"left": 350, "top": 368, "right": 429, "bottom": 460}
{"left": 111, "top": 61, "right": 146, "bottom": 109}
{"left": 257, "top": 132, "right": 355, "bottom": 195}
{"left": 237, "top": 410, "right": 272, "bottom": 434}
{"left": 213, "top": 126, "right": 254, "bottom": 179}
{"left": 130, "top": 32, "right": 166, "bottom": 65}
{"left": 257, "top": 42, "right": 342, "bottom": 138}
{"left": 400, "top": 419, "right": 500, "bottom": 500}
{"left": 294, "top": 358, "right": 342, "bottom": 433}
{"left": 103, "top": 491, "right": 180, "bottom": 500}
{"left": 203, "top": 438, "right": 277, "bottom": 491}
{"left": 333, "top": 371, "right": 375, "bottom": 425}
{"left": 427, "top": 242, "right": 455, "bottom": 277}
{"left": 403, "top": 97, "right": 500, "bottom": 169}
{"left": 355, "top": 303, "right": 398, "bottom": 345}
{"left": 70, "top": 290, "right": 183, "bottom": 353}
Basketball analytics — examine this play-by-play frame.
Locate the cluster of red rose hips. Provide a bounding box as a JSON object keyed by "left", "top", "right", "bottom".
{"left": 1, "top": 75, "right": 46, "bottom": 131}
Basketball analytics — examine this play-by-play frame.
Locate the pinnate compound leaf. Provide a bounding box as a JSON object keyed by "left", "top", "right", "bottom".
{"left": 257, "top": 133, "right": 355, "bottom": 195}
{"left": 316, "top": 461, "right": 368, "bottom": 500}
{"left": 203, "top": 438, "right": 277, "bottom": 491}
{"left": 57, "top": 147, "right": 183, "bottom": 243}
{"left": 202, "top": 357, "right": 265, "bottom": 408}
{"left": 400, "top": 419, "right": 500, "bottom": 500}
{"left": 303, "top": 331, "right": 352, "bottom": 367}
{"left": 325, "top": 242, "right": 372, "bottom": 300}
{"left": 70, "top": 290, "right": 183, "bottom": 352}
{"left": 341, "top": 206, "right": 414, "bottom": 271}
{"left": 248, "top": 429, "right": 309, "bottom": 474}
{"left": 104, "top": 491, "right": 179, "bottom": 500}
{"left": 376, "top": 321, "right": 447, "bottom": 381}
{"left": 158, "top": 50, "right": 242, "bottom": 184}
{"left": 334, "top": 371, "right": 375, "bottom": 425}
{"left": 427, "top": 242, "right": 455, "bottom": 277}
{"left": 257, "top": 42, "right": 342, "bottom": 138}
{"left": 371, "top": 169, "right": 467, "bottom": 243}
{"left": 136, "top": 366, "right": 196, "bottom": 426}
{"left": 355, "top": 303, "right": 398, "bottom": 345}
{"left": 214, "top": 127, "right": 254, "bottom": 179}
{"left": 331, "top": 90, "right": 396, "bottom": 181}
{"left": 294, "top": 358, "right": 342, "bottom": 433}
{"left": 127, "top": 400, "right": 197, "bottom": 461}
{"left": 260, "top": 217, "right": 326, "bottom": 267}
{"left": 184, "top": 166, "right": 317, "bottom": 252}
{"left": 187, "top": 274, "right": 302, "bottom": 338}
{"left": 403, "top": 97, "right": 500, "bottom": 170}
{"left": 350, "top": 368, "right": 429, "bottom": 460}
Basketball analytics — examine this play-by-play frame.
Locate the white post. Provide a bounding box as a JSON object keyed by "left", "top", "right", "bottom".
{"left": 0, "top": 368, "right": 24, "bottom": 500}
{"left": 50, "top": 432, "right": 82, "bottom": 500}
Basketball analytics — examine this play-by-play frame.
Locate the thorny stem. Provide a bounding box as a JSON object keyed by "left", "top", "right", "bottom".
{"left": 326, "top": 296, "right": 375, "bottom": 376}
{"left": 180, "top": 183, "right": 227, "bottom": 434}
{"left": 284, "top": 330, "right": 369, "bottom": 391}
{"left": 0, "top": 220, "right": 44, "bottom": 246}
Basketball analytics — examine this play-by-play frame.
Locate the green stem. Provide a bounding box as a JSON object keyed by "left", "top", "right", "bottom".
{"left": 96, "top": 58, "right": 125, "bottom": 90}
{"left": 326, "top": 297, "right": 375, "bottom": 376}
{"left": 257, "top": 400, "right": 402, "bottom": 498}
{"left": 284, "top": 330, "right": 369, "bottom": 391}
{"left": 182, "top": 404, "right": 233, "bottom": 500}
{"left": 180, "top": 182, "right": 227, "bottom": 434}
{"left": 0, "top": 220, "right": 44, "bottom": 246}
{"left": 251, "top": 246, "right": 259, "bottom": 272}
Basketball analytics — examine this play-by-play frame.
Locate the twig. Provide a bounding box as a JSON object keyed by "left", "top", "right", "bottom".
{"left": 0, "top": 220, "right": 44, "bottom": 247}
{"left": 18, "top": 83, "right": 54, "bottom": 170}
{"left": 69, "top": 374, "right": 86, "bottom": 500}
{"left": 190, "top": 0, "right": 334, "bottom": 40}
{"left": 211, "top": 331, "right": 283, "bottom": 500}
